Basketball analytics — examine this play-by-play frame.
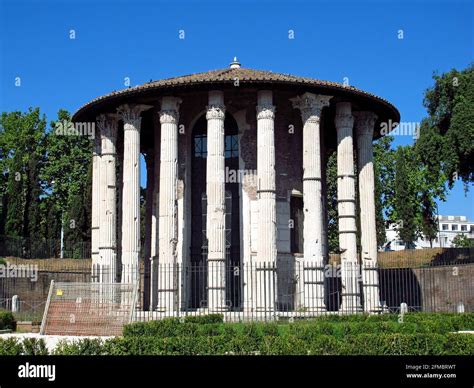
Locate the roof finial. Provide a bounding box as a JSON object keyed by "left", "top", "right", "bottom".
{"left": 230, "top": 57, "right": 241, "bottom": 69}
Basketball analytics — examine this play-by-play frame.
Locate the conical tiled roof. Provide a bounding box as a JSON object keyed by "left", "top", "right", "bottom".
{"left": 73, "top": 66, "right": 399, "bottom": 123}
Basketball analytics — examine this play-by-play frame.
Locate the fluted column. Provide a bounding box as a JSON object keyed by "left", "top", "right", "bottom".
{"left": 97, "top": 114, "right": 118, "bottom": 284}
{"left": 335, "top": 102, "right": 361, "bottom": 313}
{"left": 91, "top": 133, "right": 101, "bottom": 281}
{"left": 206, "top": 91, "right": 227, "bottom": 312}
{"left": 143, "top": 149, "right": 154, "bottom": 310}
{"left": 355, "top": 111, "right": 381, "bottom": 313}
{"left": 256, "top": 90, "right": 277, "bottom": 311}
{"left": 291, "top": 93, "right": 332, "bottom": 311}
{"left": 150, "top": 111, "right": 161, "bottom": 310}
{"left": 117, "top": 104, "right": 151, "bottom": 285}
{"left": 157, "top": 96, "right": 182, "bottom": 312}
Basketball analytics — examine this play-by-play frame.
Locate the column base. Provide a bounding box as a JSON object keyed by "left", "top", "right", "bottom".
{"left": 339, "top": 302, "right": 363, "bottom": 314}
{"left": 196, "top": 306, "right": 230, "bottom": 315}
{"left": 155, "top": 290, "right": 177, "bottom": 312}
{"left": 364, "top": 307, "right": 385, "bottom": 314}
{"left": 297, "top": 306, "right": 327, "bottom": 313}
{"left": 253, "top": 307, "right": 276, "bottom": 313}
{"left": 206, "top": 304, "right": 230, "bottom": 313}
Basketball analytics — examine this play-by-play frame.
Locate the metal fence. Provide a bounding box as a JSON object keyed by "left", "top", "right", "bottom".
{"left": 40, "top": 281, "right": 138, "bottom": 336}
{"left": 0, "top": 248, "right": 472, "bottom": 322}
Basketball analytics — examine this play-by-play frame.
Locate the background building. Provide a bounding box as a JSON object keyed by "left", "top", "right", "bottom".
{"left": 385, "top": 215, "right": 474, "bottom": 250}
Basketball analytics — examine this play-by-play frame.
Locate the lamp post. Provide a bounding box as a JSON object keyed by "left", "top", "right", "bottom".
{"left": 51, "top": 179, "right": 64, "bottom": 259}
{"left": 436, "top": 202, "right": 442, "bottom": 248}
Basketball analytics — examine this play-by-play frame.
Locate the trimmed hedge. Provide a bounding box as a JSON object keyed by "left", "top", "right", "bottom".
{"left": 30, "top": 333, "right": 474, "bottom": 356}
{"left": 123, "top": 313, "right": 474, "bottom": 339}
{"left": 53, "top": 338, "right": 105, "bottom": 356}
{"left": 1, "top": 332, "right": 472, "bottom": 356}
{"left": 115, "top": 332, "right": 473, "bottom": 355}
{"left": 0, "top": 310, "right": 16, "bottom": 331}
{"left": 1, "top": 313, "right": 472, "bottom": 355}
{"left": 0, "top": 337, "right": 47, "bottom": 355}
{"left": 123, "top": 314, "right": 224, "bottom": 337}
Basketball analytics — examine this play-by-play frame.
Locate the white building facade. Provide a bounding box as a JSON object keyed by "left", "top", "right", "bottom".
{"left": 385, "top": 215, "right": 474, "bottom": 250}
{"left": 73, "top": 60, "right": 400, "bottom": 316}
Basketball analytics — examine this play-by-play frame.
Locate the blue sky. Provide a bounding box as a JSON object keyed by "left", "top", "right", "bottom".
{"left": 1, "top": 0, "right": 472, "bottom": 218}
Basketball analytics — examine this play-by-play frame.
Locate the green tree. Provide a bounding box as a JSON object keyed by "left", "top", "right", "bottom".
{"left": 42, "top": 109, "right": 92, "bottom": 250}
{"left": 0, "top": 109, "right": 46, "bottom": 240}
{"left": 43, "top": 197, "right": 61, "bottom": 256}
{"left": 373, "top": 136, "right": 396, "bottom": 247}
{"left": 326, "top": 136, "right": 396, "bottom": 253}
{"left": 452, "top": 234, "right": 471, "bottom": 248}
{"left": 326, "top": 152, "right": 339, "bottom": 253}
{"left": 24, "top": 153, "right": 44, "bottom": 256}
{"left": 391, "top": 146, "right": 422, "bottom": 247}
{"left": 4, "top": 153, "right": 25, "bottom": 237}
{"left": 417, "top": 64, "right": 474, "bottom": 187}
{"left": 0, "top": 107, "right": 93, "bottom": 257}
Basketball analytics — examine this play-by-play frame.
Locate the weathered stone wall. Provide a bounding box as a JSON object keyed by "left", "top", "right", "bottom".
{"left": 0, "top": 271, "right": 90, "bottom": 310}
{"left": 379, "top": 264, "right": 474, "bottom": 312}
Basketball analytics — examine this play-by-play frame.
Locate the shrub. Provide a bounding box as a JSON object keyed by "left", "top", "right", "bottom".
{"left": 0, "top": 337, "right": 49, "bottom": 355}
{"left": 1, "top": 312, "right": 465, "bottom": 356}
{"left": 102, "top": 337, "right": 130, "bottom": 355}
{"left": 123, "top": 318, "right": 180, "bottom": 337}
{"left": 11, "top": 330, "right": 468, "bottom": 356}
{"left": 339, "top": 334, "right": 461, "bottom": 356}
{"left": 0, "top": 338, "right": 23, "bottom": 355}
{"left": 183, "top": 314, "right": 223, "bottom": 324}
{"left": 194, "top": 323, "right": 224, "bottom": 337}
{"left": 307, "top": 335, "right": 343, "bottom": 355}
{"left": 21, "top": 338, "right": 48, "bottom": 355}
{"left": 53, "top": 338, "right": 104, "bottom": 355}
{"left": 0, "top": 310, "right": 17, "bottom": 331}
{"left": 123, "top": 315, "right": 224, "bottom": 338}
{"left": 444, "top": 334, "right": 474, "bottom": 355}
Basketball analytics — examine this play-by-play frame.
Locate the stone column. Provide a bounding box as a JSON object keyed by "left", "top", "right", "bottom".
{"left": 91, "top": 133, "right": 101, "bottom": 282}
{"left": 355, "top": 111, "right": 381, "bottom": 313}
{"left": 117, "top": 104, "right": 151, "bottom": 285}
{"left": 334, "top": 102, "right": 361, "bottom": 313}
{"left": 255, "top": 90, "right": 277, "bottom": 311}
{"left": 157, "top": 97, "right": 182, "bottom": 312}
{"left": 143, "top": 149, "right": 154, "bottom": 310}
{"left": 291, "top": 93, "right": 332, "bottom": 311}
{"left": 116, "top": 137, "right": 124, "bottom": 283}
{"left": 206, "top": 91, "right": 227, "bottom": 312}
{"left": 97, "top": 114, "right": 118, "bottom": 285}
{"left": 150, "top": 111, "right": 161, "bottom": 310}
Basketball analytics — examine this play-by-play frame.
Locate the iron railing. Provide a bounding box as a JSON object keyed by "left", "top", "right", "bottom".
{"left": 0, "top": 249, "right": 472, "bottom": 322}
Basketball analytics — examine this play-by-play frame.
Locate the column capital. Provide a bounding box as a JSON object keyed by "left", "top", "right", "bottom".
{"left": 93, "top": 136, "right": 101, "bottom": 156}
{"left": 206, "top": 104, "right": 226, "bottom": 120}
{"left": 354, "top": 111, "right": 377, "bottom": 137}
{"left": 160, "top": 96, "right": 182, "bottom": 124}
{"left": 334, "top": 102, "right": 354, "bottom": 129}
{"left": 159, "top": 110, "right": 180, "bottom": 124}
{"left": 96, "top": 114, "right": 118, "bottom": 140}
{"left": 256, "top": 104, "right": 275, "bottom": 120}
{"left": 117, "top": 104, "right": 152, "bottom": 129}
{"left": 291, "top": 92, "right": 332, "bottom": 124}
